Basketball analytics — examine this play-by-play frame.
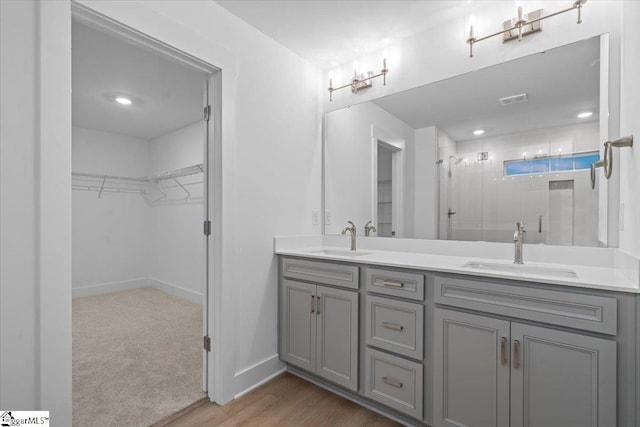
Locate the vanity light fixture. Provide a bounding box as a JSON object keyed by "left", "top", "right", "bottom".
{"left": 328, "top": 58, "right": 388, "bottom": 101}
{"left": 577, "top": 111, "right": 593, "bottom": 118}
{"left": 466, "top": 0, "right": 587, "bottom": 58}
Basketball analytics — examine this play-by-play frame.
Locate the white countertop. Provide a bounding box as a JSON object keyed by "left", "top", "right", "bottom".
{"left": 275, "top": 244, "right": 640, "bottom": 294}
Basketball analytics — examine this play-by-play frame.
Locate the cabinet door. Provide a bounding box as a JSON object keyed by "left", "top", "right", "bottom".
{"left": 510, "top": 323, "right": 616, "bottom": 427}
{"left": 433, "top": 308, "right": 510, "bottom": 427}
{"left": 315, "top": 285, "right": 358, "bottom": 391}
{"left": 281, "top": 279, "right": 316, "bottom": 372}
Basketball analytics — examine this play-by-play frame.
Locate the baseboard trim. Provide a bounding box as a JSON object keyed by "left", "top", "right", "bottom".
{"left": 147, "top": 278, "right": 203, "bottom": 305}
{"left": 233, "top": 354, "right": 285, "bottom": 399}
{"left": 72, "top": 278, "right": 150, "bottom": 298}
{"left": 287, "top": 366, "right": 420, "bottom": 427}
{"left": 73, "top": 277, "right": 203, "bottom": 304}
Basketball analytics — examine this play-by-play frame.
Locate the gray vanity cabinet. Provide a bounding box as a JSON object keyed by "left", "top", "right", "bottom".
{"left": 281, "top": 278, "right": 358, "bottom": 391}
{"left": 434, "top": 307, "right": 616, "bottom": 427}
{"left": 281, "top": 280, "right": 316, "bottom": 372}
{"left": 433, "top": 309, "right": 510, "bottom": 427}
{"left": 510, "top": 323, "right": 616, "bottom": 427}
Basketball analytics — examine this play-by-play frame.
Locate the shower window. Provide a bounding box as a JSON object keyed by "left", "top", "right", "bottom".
{"left": 504, "top": 151, "right": 600, "bottom": 176}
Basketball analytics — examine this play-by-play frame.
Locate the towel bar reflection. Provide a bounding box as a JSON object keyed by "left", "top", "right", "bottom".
{"left": 590, "top": 135, "right": 633, "bottom": 189}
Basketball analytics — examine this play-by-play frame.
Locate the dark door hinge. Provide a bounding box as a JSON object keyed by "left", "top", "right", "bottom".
{"left": 203, "top": 336, "right": 211, "bottom": 352}
{"left": 204, "top": 220, "right": 211, "bottom": 236}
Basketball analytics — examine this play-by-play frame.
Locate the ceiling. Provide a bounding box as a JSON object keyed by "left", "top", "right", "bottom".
{"left": 215, "top": 1, "right": 475, "bottom": 67}
{"left": 371, "top": 36, "right": 600, "bottom": 142}
{"left": 72, "top": 22, "right": 208, "bottom": 140}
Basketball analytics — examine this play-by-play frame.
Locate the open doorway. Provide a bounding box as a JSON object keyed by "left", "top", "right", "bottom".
{"left": 374, "top": 136, "right": 404, "bottom": 238}
{"left": 71, "top": 19, "right": 215, "bottom": 426}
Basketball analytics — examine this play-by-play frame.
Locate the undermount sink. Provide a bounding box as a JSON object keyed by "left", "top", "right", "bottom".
{"left": 462, "top": 261, "right": 577, "bottom": 278}
{"left": 309, "top": 249, "right": 372, "bottom": 257}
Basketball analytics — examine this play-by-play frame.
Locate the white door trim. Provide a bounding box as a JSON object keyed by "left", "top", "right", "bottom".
{"left": 371, "top": 125, "right": 405, "bottom": 237}
{"left": 64, "top": 0, "right": 237, "bottom": 407}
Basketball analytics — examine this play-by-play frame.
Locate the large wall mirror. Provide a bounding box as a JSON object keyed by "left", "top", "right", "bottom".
{"left": 324, "top": 35, "right": 611, "bottom": 247}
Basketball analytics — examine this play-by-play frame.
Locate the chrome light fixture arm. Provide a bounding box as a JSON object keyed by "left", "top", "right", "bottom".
{"left": 466, "top": 0, "right": 587, "bottom": 58}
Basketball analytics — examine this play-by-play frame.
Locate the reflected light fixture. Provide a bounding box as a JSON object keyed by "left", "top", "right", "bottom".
{"left": 115, "top": 96, "right": 133, "bottom": 105}
{"left": 473, "top": 129, "right": 485, "bottom": 136}
{"left": 328, "top": 58, "right": 388, "bottom": 101}
{"left": 577, "top": 111, "right": 593, "bottom": 118}
{"left": 466, "top": 0, "right": 587, "bottom": 58}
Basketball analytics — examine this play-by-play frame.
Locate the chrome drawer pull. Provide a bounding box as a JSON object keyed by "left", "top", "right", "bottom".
{"left": 382, "top": 376, "right": 403, "bottom": 388}
{"left": 382, "top": 322, "right": 404, "bottom": 331}
{"left": 382, "top": 280, "right": 404, "bottom": 288}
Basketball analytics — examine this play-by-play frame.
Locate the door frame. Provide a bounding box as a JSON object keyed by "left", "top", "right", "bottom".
{"left": 371, "top": 125, "right": 405, "bottom": 237}
{"left": 68, "top": 1, "right": 230, "bottom": 404}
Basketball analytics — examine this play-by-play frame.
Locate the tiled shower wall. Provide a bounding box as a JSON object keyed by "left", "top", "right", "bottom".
{"left": 439, "top": 122, "right": 600, "bottom": 246}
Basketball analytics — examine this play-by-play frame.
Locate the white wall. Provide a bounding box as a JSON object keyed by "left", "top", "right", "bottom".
{"left": 149, "top": 122, "right": 204, "bottom": 299}
{"left": 1, "top": 0, "right": 72, "bottom": 421}
{"left": 325, "top": 101, "right": 415, "bottom": 236}
{"left": 619, "top": 1, "right": 640, "bottom": 257}
{"left": 414, "top": 127, "right": 438, "bottom": 239}
{"left": 0, "top": 0, "right": 40, "bottom": 411}
{"left": 72, "top": 127, "right": 153, "bottom": 289}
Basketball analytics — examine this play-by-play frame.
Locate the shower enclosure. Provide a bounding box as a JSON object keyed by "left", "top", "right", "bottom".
{"left": 438, "top": 124, "right": 600, "bottom": 246}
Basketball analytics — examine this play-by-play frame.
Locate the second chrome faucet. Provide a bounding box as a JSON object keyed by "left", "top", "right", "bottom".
{"left": 513, "top": 222, "right": 526, "bottom": 264}
{"left": 342, "top": 221, "right": 357, "bottom": 251}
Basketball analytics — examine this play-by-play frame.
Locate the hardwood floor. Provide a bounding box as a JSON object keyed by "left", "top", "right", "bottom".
{"left": 156, "top": 372, "right": 402, "bottom": 427}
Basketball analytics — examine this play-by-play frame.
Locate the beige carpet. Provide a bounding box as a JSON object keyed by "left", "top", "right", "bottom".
{"left": 73, "top": 287, "right": 206, "bottom": 426}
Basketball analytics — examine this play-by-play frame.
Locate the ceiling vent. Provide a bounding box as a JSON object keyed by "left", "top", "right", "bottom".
{"left": 499, "top": 93, "right": 528, "bottom": 106}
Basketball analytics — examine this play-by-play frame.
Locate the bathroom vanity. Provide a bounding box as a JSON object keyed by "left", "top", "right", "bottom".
{"left": 277, "top": 243, "right": 639, "bottom": 427}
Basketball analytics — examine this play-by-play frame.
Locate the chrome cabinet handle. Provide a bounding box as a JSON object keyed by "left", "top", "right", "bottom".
{"left": 382, "top": 376, "right": 403, "bottom": 389}
{"left": 316, "top": 296, "right": 320, "bottom": 315}
{"left": 500, "top": 337, "right": 507, "bottom": 366}
{"left": 382, "top": 322, "right": 404, "bottom": 331}
{"left": 311, "top": 295, "right": 315, "bottom": 314}
{"left": 538, "top": 215, "right": 542, "bottom": 233}
{"left": 382, "top": 280, "right": 404, "bottom": 288}
{"left": 513, "top": 339, "right": 520, "bottom": 369}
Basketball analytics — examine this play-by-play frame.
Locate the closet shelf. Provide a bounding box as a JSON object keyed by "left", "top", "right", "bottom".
{"left": 72, "top": 163, "right": 204, "bottom": 204}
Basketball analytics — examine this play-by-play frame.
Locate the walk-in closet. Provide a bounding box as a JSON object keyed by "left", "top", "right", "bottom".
{"left": 71, "top": 20, "right": 210, "bottom": 426}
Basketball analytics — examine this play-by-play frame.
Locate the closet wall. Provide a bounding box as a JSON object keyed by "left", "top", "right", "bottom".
{"left": 72, "top": 126, "right": 153, "bottom": 290}
{"left": 72, "top": 122, "right": 204, "bottom": 303}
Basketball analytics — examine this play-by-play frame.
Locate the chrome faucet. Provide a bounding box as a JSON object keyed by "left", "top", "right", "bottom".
{"left": 364, "top": 220, "right": 377, "bottom": 237}
{"left": 513, "top": 222, "right": 526, "bottom": 264}
{"left": 341, "top": 221, "right": 357, "bottom": 251}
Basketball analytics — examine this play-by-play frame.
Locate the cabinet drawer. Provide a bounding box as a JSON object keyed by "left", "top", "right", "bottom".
{"left": 434, "top": 276, "right": 617, "bottom": 335}
{"left": 281, "top": 257, "right": 359, "bottom": 289}
{"left": 366, "top": 268, "right": 424, "bottom": 301}
{"left": 366, "top": 295, "right": 424, "bottom": 359}
{"left": 364, "top": 348, "right": 423, "bottom": 419}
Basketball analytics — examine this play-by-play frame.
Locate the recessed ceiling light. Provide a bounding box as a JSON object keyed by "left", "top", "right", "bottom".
{"left": 473, "top": 129, "right": 485, "bottom": 135}
{"left": 577, "top": 111, "right": 593, "bottom": 118}
{"left": 115, "top": 97, "right": 132, "bottom": 105}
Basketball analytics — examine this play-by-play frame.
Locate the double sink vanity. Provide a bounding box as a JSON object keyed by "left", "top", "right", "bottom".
{"left": 276, "top": 236, "right": 640, "bottom": 427}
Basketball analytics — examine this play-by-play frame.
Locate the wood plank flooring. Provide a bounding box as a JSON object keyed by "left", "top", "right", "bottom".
{"left": 156, "top": 372, "right": 401, "bottom": 427}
